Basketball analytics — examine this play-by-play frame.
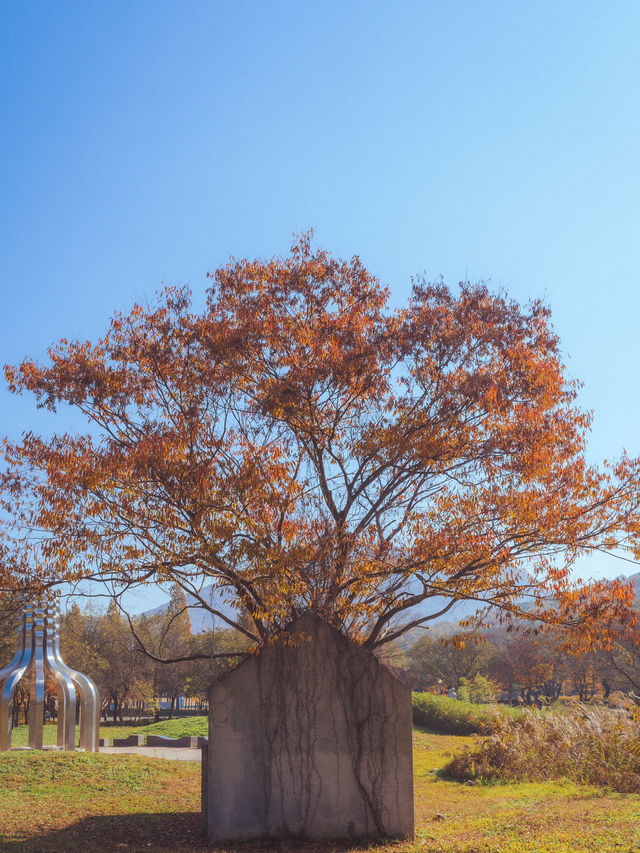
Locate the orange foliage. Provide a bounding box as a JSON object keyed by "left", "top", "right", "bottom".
{"left": 1, "top": 234, "right": 639, "bottom": 647}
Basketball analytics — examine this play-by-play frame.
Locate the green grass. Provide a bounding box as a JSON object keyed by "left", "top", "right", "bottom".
{"left": 139, "top": 716, "right": 208, "bottom": 738}
{"left": 9, "top": 715, "right": 209, "bottom": 747}
{"left": 2, "top": 725, "right": 640, "bottom": 851}
{"left": 412, "top": 691, "right": 522, "bottom": 735}
{"left": 0, "top": 750, "right": 201, "bottom": 850}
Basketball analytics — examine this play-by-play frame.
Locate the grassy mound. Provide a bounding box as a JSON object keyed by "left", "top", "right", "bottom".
{"left": 412, "top": 691, "right": 519, "bottom": 735}
{"left": 138, "top": 717, "right": 208, "bottom": 738}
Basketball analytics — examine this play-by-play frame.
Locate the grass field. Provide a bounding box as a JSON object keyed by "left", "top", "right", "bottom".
{"left": 9, "top": 715, "right": 209, "bottom": 747}
{"left": 1, "top": 723, "right": 640, "bottom": 851}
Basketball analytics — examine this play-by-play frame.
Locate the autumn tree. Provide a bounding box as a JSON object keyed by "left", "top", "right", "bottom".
{"left": 186, "top": 626, "right": 253, "bottom": 706}
{"left": 406, "top": 632, "right": 491, "bottom": 691}
{"left": 0, "top": 593, "right": 21, "bottom": 669}
{"left": 1, "top": 235, "right": 639, "bottom": 651}
{"left": 61, "top": 602, "right": 106, "bottom": 682}
{"left": 0, "top": 592, "right": 28, "bottom": 725}
{"left": 560, "top": 620, "right": 640, "bottom": 697}
{"left": 598, "top": 641, "right": 640, "bottom": 696}
{"left": 487, "top": 630, "right": 561, "bottom": 700}
{"left": 146, "top": 585, "right": 192, "bottom": 717}
{"left": 94, "top": 601, "right": 152, "bottom": 722}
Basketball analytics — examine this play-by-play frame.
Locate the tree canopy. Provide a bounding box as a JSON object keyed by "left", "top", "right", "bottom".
{"left": 2, "top": 235, "right": 639, "bottom": 647}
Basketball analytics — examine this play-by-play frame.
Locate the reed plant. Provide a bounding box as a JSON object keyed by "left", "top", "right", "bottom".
{"left": 442, "top": 703, "right": 640, "bottom": 792}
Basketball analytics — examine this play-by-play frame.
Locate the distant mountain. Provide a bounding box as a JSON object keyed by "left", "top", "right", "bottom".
{"left": 142, "top": 573, "right": 640, "bottom": 637}
{"left": 142, "top": 586, "right": 242, "bottom": 634}
{"left": 142, "top": 586, "right": 481, "bottom": 635}
{"left": 627, "top": 572, "right": 640, "bottom": 596}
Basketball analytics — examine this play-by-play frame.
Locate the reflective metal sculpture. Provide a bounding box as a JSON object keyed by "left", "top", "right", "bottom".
{"left": 0, "top": 603, "right": 100, "bottom": 751}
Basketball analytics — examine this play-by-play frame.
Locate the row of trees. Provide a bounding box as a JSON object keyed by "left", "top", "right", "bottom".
{"left": 401, "top": 622, "right": 640, "bottom": 703}
{"left": 2, "top": 589, "right": 639, "bottom": 720}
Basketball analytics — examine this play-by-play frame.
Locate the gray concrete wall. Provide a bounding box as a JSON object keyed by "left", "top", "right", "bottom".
{"left": 206, "top": 613, "right": 413, "bottom": 842}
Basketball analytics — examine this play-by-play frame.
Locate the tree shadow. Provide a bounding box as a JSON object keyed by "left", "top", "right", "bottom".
{"left": 2, "top": 812, "right": 385, "bottom": 852}
{"left": 2, "top": 812, "right": 204, "bottom": 852}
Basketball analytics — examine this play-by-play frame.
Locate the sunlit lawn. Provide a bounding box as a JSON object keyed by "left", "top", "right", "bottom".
{"left": 1, "top": 725, "right": 640, "bottom": 851}
{"left": 9, "top": 715, "right": 209, "bottom": 747}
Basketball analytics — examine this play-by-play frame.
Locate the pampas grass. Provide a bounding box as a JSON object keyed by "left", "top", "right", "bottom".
{"left": 442, "top": 703, "right": 640, "bottom": 793}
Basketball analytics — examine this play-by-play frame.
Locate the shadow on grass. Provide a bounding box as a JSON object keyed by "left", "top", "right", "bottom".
{"left": 1, "top": 812, "right": 381, "bottom": 852}
{"left": 1, "top": 812, "right": 203, "bottom": 852}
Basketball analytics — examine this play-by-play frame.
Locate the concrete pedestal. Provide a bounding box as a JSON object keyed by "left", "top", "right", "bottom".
{"left": 205, "top": 613, "right": 414, "bottom": 842}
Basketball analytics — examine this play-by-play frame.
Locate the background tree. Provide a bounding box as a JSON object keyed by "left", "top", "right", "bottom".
{"left": 2, "top": 236, "right": 639, "bottom": 652}
{"left": 58, "top": 599, "right": 248, "bottom": 718}
{"left": 374, "top": 639, "right": 409, "bottom": 676}
{"left": 561, "top": 648, "right": 600, "bottom": 702}
{"left": 457, "top": 672, "right": 497, "bottom": 703}
{"left": 487, "top": 630, "right": 561, "bottom": 701}
{"left": 61, "top": 602, "right": 106, "bottom": 680}
{"left": 93, "top": 601, "right": 152, "bottom": 722}
{"left": 561, "top": 621, "right": 640, "bottom": 698}
{"left": 0, "top": 593, "right": 21, "bottom": 673}
{"left": 186, "top": 626, "right": 253, "bottom": 707}
{"left": 0, "top": 593, "right": 45, "bottom": 724}
{"left": 147, "top": 585, "right": 192, "bottom": 718}
{"left": 406, "top": 632, "right": 491, "bottom": 691}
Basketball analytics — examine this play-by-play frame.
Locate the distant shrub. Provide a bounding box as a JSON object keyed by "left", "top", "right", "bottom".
{"left": 442, "top": 704, "right": 640, "bottom": 793}
{"left": 606, "top": 691, "right": 633, "bottom": 710}
{"left": 555, "top": 695, "right": 579, "bottom": 707}
{"left": 412, "top": 692, "right": 517, "bottom": 735}
{"left": 457, "top": 673, "right": 497, "bottom": 704}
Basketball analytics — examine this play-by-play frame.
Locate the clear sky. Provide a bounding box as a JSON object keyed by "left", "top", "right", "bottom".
{"left": 2, "top": 1, "right": 640, "bottom": 609}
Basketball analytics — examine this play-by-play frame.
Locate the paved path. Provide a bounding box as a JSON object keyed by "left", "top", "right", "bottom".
{"left": 99, "top": 745, "right": 202, "bottom": 761}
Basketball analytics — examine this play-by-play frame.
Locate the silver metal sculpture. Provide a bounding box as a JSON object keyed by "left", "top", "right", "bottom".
{"left": 0, "top": 603, "right": 100, "bottom": 751}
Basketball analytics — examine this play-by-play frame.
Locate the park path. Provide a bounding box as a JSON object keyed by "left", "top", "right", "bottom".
{"left": 99, "top": 745, "right": 201, "bottom": 761}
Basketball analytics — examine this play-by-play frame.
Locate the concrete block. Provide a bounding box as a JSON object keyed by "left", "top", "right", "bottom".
{"left": 147, "top": 734, "right": 199, "bottom": 748}
{"left": 98, "top": 737, "right": 110, "bottom": 747}
{"left": 201, "top": 739, "right": 209, "bottom": 834}
{"left": 113, "top": 734, "right": 145, "bottom": 746}
{"left": 206, "top": 612, "right": 414, "bottom": 842}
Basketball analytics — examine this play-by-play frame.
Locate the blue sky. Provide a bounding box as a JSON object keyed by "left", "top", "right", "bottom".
{"left": 2, "top": 1, "right": 640, "bottom": 608}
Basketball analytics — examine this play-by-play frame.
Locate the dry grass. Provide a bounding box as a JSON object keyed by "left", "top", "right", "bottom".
{"left": 442, "top": 703, "right": 640, "bottom": 792}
